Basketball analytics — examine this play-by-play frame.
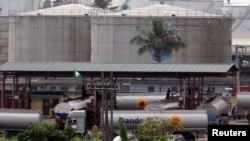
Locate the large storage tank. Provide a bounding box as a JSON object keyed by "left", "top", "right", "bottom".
{"left": 0, "top": 17, "right": 8, "bottom": 65}
{"left": 8, "top": 4, "right": 98, "bottom": 62}
{"left": 91, "top": 4, "right": 232, "bottom": 63}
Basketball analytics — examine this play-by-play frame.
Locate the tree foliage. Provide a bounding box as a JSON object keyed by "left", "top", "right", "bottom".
{"left": 136, "top": 116, "right": 183, "bottom": 141}
{"left": 119, "top": 119, "right": 129, "bottom": 141}
{"left": 17, "top": 123, "right": 74, "bottom": 141}
{"left": 130, "top": 17, "right": 185, "bottom": 63}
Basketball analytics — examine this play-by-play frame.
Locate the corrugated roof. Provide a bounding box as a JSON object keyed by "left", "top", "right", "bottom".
{"left": 0, "top": 62, "right": 237, "bottom": 73}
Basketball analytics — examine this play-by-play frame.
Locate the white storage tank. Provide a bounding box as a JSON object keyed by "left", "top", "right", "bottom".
{"left": 8, "top": 4, "right": 101, "bottom": 62}
{"left": 91, "top": 4, "right": 232, "bottom": 64}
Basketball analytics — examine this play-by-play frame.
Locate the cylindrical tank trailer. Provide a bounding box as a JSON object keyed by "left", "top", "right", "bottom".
{"left": 116, "top": 95, "right": 167, "bottom": 110}
{"left": 236, "top": 92, "right": 250, "bottom": 109}
{"left": 108, "top": 110, "right": 208, "bottom": 131}
{"left": 196, "top": 96, "right": 228, "bottom": 121}
{"left": 0, "top": 109, "right": 41, "bottom": 130}
{"left": 144, "top": 102, "right": 180, "bottom": 111}
{"left": 54, "top": 95, "right": 169, "bottom": 119}
{"left": 54, "top": 98, "right": 92, "bottom": 118}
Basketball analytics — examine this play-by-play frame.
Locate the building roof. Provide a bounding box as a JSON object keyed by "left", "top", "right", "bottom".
{"left": 18, "top": 3, "right": 106, "bottom": 16}
{"left": 103, "top": 4, "right": 223, "bottom": 17}
{"left": 0, "top": 62, "right": 238, "bottom": 78}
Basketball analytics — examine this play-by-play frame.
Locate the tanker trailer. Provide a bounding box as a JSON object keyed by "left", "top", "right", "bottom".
{"left": 196, "top": 96, "right": 229, "bottom": 125}
{"left": 54, "top": 98, "right": 92, "bottom": 126}
{"left": 55, "top": 94, "right": 172, "bottom": 120}
{"left": 144, "top": 102, "right": 180, "bottom": 111}
{"left": 0, "top": 109, "right": 41, "bottom": 136}
{"left": 235, "top": 92, "right": 250, "bottom": 119}
{"left": 65, "top": 109, "right": 208, "bottom": 140}
{"left": 115, "top": 94, "right": 179, "bottom": 110}
{"left": 236, "top": 92, "right": 250, "bottom": 109}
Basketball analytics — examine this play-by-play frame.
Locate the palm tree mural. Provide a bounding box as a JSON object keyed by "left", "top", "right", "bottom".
{"left": 130, "top": 17, "right": 185, "bottom": 63}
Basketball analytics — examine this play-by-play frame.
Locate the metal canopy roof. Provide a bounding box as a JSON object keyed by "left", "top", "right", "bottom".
{"left": 0, "top": 62, "right": 238, "bottom": 78}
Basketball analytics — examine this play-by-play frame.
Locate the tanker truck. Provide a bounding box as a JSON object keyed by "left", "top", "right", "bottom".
{"left": 64, "top": 110, "right": 208, "bottom": 141}
{"left": 0, "top": 109, "right": 42, "bottom": 137}
{"left": 54, "top": 94, "right": 178, "bottom": 126}
{"left": 54, "top": 98, "right": 92, "bottom": 126}
{"left": 196, "top": 96, "right": 229, "bottom": 125}
{"left": 235, "top": 92, "right": 250, "bottom": 119}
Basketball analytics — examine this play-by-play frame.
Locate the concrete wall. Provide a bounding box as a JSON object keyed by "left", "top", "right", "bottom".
{"left": 9, "top": 16, "right": 91, "bottom": 62}
{"left": 91, "top": 16, "right": 232, "bottom": 64}
{"left": 0, "top": 17, "right": 9, "bottom": 65}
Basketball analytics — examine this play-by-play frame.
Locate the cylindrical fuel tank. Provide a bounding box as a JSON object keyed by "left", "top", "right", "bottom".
{"left": 54, "top": 99, "right": 91, "bottom": 118}
{"left": 196, "top": 96, "right": 228, "bottom": 121}
{"left": 0, "top": 109, "right": 41, "bottom": 129}
{"left": 236, "top": 92, "right": 250, "bottom": 109}
{"left": 144, "top": 102, "right": 180, "bottom": 111}
{"left": 108, "top": 110, "right": 208, "bottom": 130}
{"left": 116, "top": 95, "right": 166, "bottom": 110}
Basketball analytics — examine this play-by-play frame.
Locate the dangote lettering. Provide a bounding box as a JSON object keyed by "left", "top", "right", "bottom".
{"left": 119, "top": 117, "right": 143, "bottom": 124}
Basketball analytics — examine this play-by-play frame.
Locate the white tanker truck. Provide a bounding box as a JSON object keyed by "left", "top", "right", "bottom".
{"left": 0, "top": 109, "right": 42, "bottom": 136}
{"left": 65, "top": 110, "right": 208, "bottom": 141}
{"left": 54, "top": 95, "right": 177, "bottom": 125}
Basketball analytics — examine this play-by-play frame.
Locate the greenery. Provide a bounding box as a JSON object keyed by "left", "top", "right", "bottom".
{"left": 0, "top": 123, "right": 102, "bottom": 141}
{"left": 119, "top": 119, "right": 129, "bottom": 141}
{"left": 131, "top": 17, "right": 185, "bottom": 63}
{"left": 136, "top": 116, "right": 183, "bottom": 141}
{"left": 17, "top": 123, "right": 74, "bottom": 141}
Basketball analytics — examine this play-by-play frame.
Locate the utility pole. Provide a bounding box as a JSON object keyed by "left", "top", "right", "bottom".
{"left": 93, "top": 72, "right": 118, "bottom": 141}
{"left": 235, "top": 45, "right": 240, "bottom": 94}
{"left": 235, "top": 45, "right": 246, "bottom": 94}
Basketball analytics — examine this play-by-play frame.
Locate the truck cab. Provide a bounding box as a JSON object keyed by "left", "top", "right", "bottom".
{"left": 65, "top": 110, "right": 87, "bottom": 137}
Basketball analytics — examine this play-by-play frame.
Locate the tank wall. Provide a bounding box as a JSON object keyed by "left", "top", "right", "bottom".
{"left": 91, "top": 16, "right": 232, "bottom": 63}
{"left": 198, "top": 97, "right": 228, "bottom": 115}
{"left": 9, "top": 16, "right": 91, "bottom": 62}
{"left": 108, "top": 110, "right": 208, "bottom": 130}
{"left": 237, "top": 92, "right": 250, "bottom": 109}
{"left": 0, "top": 109, "right": 41, "bottom": 129}
{"left": 0, "top": 17, "right": 8, "bottom": 65}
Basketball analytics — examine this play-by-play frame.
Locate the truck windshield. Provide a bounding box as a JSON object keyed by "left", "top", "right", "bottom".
{"left": 67, "top": 118, "right": 77, "bottom": 129}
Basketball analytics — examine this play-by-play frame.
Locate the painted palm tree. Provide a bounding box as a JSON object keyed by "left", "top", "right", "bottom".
{"left": 130, "top": 17, "right": 185, "bottom": 63}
